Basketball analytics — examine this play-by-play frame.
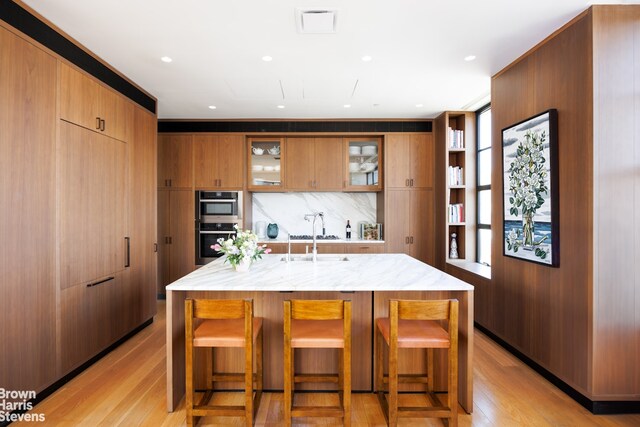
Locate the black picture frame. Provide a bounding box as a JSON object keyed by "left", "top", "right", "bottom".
{"left": 501, "top": 109, "right": 559, "bottom": 267}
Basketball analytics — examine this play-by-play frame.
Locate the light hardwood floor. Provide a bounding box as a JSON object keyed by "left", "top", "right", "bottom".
{"left": 18, "top": 301, "right": 640, "bottom": 426}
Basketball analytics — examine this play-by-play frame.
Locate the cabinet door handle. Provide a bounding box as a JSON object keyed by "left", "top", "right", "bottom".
{"left": 124, "top": 237, "right": 130, "bottom": 268}
{"left": 405, "top": 236, "right": 409, "bottom": 244}
{"left": 169, "top": 236, "right": 173, "bottom": 244}
{"left": 405, "top": 179, "right": 410, "bottom": 187}
{"left": 410, "top": 178, "right": 414, "bottom": 187}
{"left": 164, "top": 236, "right": 169, "bottom": 244}
{"left": 154, "top": 243, "right": 158, "bottom": 253}
{"left": 100, "top": 119, "right": 106, "bottom": 131}
{"left": 169, "top": 179, "right": 172, "bottom": 187}
{"left": 96, "top": 117, "right": 101, "bottom": 129}
{"left": 87, "top": 276, "right": 114, "bottom": 288}
{"left": 410, "top": 236, "right": 414, "bottom": 244}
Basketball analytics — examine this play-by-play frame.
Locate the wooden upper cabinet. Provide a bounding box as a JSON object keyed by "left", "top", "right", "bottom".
{"left": 385, "top": 133, "right": 433, "bottom": 189}
{"left": 59, "top": 62, "right": 132, "bottom": 142}
{"left": 285, "top": 137, "right": 315, "bottom": 190}
{"left": 314, "top": 137, "right": 343, "bottom": 190}
{"left": 193, "top": 134, "right": 244, "bottom": 189}
{"left": 285, "top": 137, "right": 343, "bottom": 191}
{"left": 158, "top": 134, "right": 193, "bottom": 188}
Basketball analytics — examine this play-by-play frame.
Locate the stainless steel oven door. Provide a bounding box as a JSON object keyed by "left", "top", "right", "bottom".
{"left": 196, "top": 191, "right": 242, "bottom": 223}
{"left": 196, "top": 222, "right": 238, "bottom": 265}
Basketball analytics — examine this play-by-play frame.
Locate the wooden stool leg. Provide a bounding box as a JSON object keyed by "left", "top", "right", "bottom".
{"left": 284, "top": 343, "right": 292, "bottom": 427}
{"left": 245, "top": 345, "right": 253, "bottom": 426}
{"left": 449, "top": 344, "right": 458, "bottom": 427}
{"left": 427, "top": 348, "right": 434, "bottom": 392}
{"left": 389, "top": 342, "right": 398, "bottom": 427}
{"left": 343, "top": 345, "right": 351, "bottom": 427}
{"left": 254, "top": 328, "right": 263, "bottom": 420}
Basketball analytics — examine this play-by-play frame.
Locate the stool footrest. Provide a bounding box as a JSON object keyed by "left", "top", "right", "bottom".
{"left": 398, "top": 406, "right": 452, "bottom": 418}
{"left": 292, "top": 406, "right": 344, "bottom": 418}
{"left": 193, "top": 405, "right": 245, "bottom": 417}
{"left": 294, "top": 373, "right": 339, "bottom": 383}
{"left": 212, "top": 372, "right": 257, "bottom": 382}
{"left": 382, "top": 373, "right": 430, "bottom": 384}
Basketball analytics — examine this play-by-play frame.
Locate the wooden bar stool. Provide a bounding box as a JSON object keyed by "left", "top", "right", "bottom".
{"left": 375, "top": 299, "right": 458, "bottom": 427}
{"left": 185, "top": 299, "right": 263, "bottom": 427}
{"left": 283, "top": 299, "right": 352, "bottom": 427}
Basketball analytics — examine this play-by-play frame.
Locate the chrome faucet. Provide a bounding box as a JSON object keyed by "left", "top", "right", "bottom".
{"left": 303, "top": 212, "right": 325, "bottom": 262}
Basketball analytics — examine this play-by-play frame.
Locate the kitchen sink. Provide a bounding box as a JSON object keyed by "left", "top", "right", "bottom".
{"left": 281, "top": 255, "right": 350, "bottom": 262}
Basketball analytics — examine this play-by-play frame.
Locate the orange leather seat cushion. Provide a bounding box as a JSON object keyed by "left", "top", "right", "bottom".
{"left": 376, "top": 318, "right": 450, "bottom": 349}
{"left": 193, "top": 318, "right": 263, "bottom": 348}
{"left": 291, "top": 319, "right": 345, "bottom": 348}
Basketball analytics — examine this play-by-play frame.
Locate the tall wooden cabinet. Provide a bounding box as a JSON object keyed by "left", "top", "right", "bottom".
{"left": 0, "top": 24, "right": 58, "bottom": 395}
{"left": 158, "top": 190, "right": 195, "bottom": 292}
{"left": 130, "top": 106, "right": 158, "bottom": 322}
{"left": 0, "top": 22, "right": 157, "bottom": 395}
{"left": 384, "top": 134, "right": 435, "bottom": 265}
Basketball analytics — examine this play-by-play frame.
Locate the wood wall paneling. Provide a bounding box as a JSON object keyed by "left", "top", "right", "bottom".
{"left": 0, "top": 25, "right": 57, "bottom": 394}
{"left": 590, "top": 5, "right": 640, "bottom": 397}
{"left": 489, "top": 12, "right": 593, "bottom": 394}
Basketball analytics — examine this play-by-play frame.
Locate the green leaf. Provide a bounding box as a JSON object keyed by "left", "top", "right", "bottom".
{"left": 509, "top": 197, "right": 515, "bottom": 204}
{"left": 541, "top": 252, "right": 547, "bottom": 259}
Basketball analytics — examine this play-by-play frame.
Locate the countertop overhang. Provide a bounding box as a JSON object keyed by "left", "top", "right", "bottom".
{"left": 166, "top": 253, "right": 474, "bottom": 292}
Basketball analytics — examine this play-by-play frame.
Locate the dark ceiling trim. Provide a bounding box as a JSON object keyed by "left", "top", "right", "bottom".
{"left": 1, "top": 0, "right": 156, "bottom": 114}
{"left": 158, "top": 121, "right": 433, "bottom": 133}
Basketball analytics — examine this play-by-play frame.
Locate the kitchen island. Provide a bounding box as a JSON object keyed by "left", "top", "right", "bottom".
{"left": 166, "top": 253, "right": 474, "bottom": 412}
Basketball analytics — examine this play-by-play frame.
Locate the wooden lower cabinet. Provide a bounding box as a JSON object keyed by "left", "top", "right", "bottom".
{"left": 60, "top": 273, "right": 122, "bottom": 374}
{"left": 186, "top": 290, "right": 372, "bottom": 391}
{"left": 345, "top": 244, "right": 384, "bottom": 253}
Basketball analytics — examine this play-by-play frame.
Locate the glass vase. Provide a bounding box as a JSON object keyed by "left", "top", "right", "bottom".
{"left": 233, "top": 258, "right": 252, "bottom": 272}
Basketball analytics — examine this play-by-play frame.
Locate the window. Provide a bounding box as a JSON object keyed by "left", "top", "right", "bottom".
{"left": 476, "top": 105, "right": 491, "bottom": 266}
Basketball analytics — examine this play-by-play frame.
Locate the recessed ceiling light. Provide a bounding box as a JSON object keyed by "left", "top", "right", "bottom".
{"left": 208, "top": 105, "right": 217, "bottom": 110}
{"left": 343, "top": 104, "right": 351, "bottom": 108}
{"left": 160, "top": 56, "right": 173, "bottom": 63}
{"left": 415, "top": 104, "right": 423, "bottom": 108}
{"left": 277, "top": 105, "right": 285, "bottom": 109}
{"left": 361, "top": 55, "right": 372, "bottom": 62}
{"left": 464, "top": 55, "right": 476, "bottom": 62}
{"left": 262, "top": 55, "right": 273, "bottom": 62}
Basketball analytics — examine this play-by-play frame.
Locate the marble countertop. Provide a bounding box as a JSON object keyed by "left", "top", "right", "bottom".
{"left": 166, "top": 253, "right": 474, "bottom": 292}
{"left": 258, "top": 239, "right": 384, "bottom": 244}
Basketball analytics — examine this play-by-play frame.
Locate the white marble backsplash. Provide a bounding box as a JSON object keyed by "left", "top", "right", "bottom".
{"left": 251, "top": 192, "right": 377, "bottom": 239}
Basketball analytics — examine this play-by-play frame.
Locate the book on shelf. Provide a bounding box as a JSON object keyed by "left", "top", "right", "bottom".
{"left": 447, "top": 126, "right": 464, "bottom": 149}
{"left": 448, "top": 165, "right": 464, "bottom": 186}
{"left": 448, "top": 203, "right": 465, "bottom": 223}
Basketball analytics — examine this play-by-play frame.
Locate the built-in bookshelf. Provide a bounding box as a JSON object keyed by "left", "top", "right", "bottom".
{"left": 435, "top": 111, "right": 476, "bottom": 266}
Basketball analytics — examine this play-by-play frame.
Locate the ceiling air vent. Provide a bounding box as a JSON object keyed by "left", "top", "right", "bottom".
{"left": 295, "top": 8, "right": 338, "bottom": 34}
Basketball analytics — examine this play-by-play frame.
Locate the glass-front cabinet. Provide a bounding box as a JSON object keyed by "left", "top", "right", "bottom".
{"left": 247, "top": 137, "right": 285, "bottom": 190}
{"left": 344, "top": 137, "right": 382, "bottom": 191}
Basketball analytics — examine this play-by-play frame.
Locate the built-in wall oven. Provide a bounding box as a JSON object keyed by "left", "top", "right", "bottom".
{"left": 196, "top": 191, "right": 242, "bottom": 222}
{"left": 195, "top": 191, "right": 243, "bottom": 265}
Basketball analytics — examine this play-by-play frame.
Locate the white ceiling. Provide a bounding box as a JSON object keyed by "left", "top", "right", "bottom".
{"left": 21, "top": 0, "right": 638, "bottom": 119}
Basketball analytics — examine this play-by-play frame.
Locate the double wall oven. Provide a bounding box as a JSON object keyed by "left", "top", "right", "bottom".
{"left": 195, "top": 191, "right": 243, "bottom": 265}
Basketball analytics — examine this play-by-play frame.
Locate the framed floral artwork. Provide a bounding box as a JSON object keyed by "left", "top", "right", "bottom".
{"left": 502, "top": 109, "right": 559, "bottom": 266}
